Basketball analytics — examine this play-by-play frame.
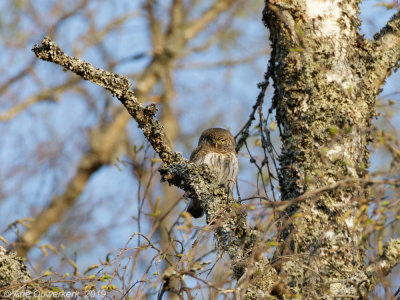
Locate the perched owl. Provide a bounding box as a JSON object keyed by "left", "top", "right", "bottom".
{"left": 187, "top": 128, "right": 239, "bottom": 218}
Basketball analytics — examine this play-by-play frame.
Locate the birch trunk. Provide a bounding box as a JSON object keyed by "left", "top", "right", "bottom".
{"left": 263, "top": 0, "right": 400, "bottom": 298}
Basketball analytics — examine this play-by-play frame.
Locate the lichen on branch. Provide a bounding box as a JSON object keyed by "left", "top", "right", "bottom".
{"left": 31, "top": 36, "right": 279, "bottom": 298}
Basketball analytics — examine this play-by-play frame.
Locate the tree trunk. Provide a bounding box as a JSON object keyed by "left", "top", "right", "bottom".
{"left": 28, "top": 1, "right": 400, "bottom": 296}
{"left": 264, "top": 0, "right": 399, "bottom": 298}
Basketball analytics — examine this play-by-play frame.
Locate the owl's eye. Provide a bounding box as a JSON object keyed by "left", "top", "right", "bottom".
{"left": 221, "top": 140, "right": 226, "bottom": 144}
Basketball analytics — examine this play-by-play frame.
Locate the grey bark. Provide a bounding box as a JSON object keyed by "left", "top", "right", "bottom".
{"left": 0, "top": 246, "right": 40, "bottom": 299}
{"left": 263, "top": 0, "right": 400, "bottom": 298}
{"left": 31, "top": 37, "right": 280, "bottom": 298}
{"left": 26, "top": 4, "right": 400, "bottom": 297}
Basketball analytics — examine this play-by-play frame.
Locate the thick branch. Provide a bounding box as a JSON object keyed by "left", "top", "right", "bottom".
{"left": 144, "top": 0, "right": 164, "bottom": 54}
{"left": 371, "top": 11, "right": 400, "bottom": 88}
{"left": 33, "top": 37, "right": 175, "bottom": 164}
{"left": 367, "top": 239, "right": 400, "bottom": 288}
{"left": 32, "top": 36, "right": 279, "bottom": 298}
{"left": 168, "top": 0, "right": 184, "bottom": 34}
{"left": 14, "top": 0, "right": 237, "bottom": 254}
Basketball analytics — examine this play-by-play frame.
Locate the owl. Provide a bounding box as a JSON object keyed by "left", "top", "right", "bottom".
{"left": 187, "top": 128, "right": 239, "bottom": 218}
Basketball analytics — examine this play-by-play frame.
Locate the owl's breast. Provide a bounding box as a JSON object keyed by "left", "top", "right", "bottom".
{"left": 196, "top": 152, "right": 238, "bottom": 186}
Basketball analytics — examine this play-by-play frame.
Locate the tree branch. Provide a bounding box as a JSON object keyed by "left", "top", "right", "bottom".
{"left": 0, "top": 78, "right": 80, "bottom": 122}
{"left": 144, "top": 0, "right": 164, "bottom": 54}
{"left": 31, "top": 36, "right": 280, "bottom": 298}
{"left": 0, "top": 246, "right": 39, "bottom": 298}
{"left": 168, "top": 0, "right": 184, "bottom": 34}
{"left": 184, "top": 0, "right": 237, "bottom": 40}
{"left": 13, "top": 110, "right": 130, "bottom": 257}
{"left": 371, "top": 10, "right": 400, "bottom": 88}
{"left": 33, "top": 37, "right": 176, "bottom": 162}
{"left": 0, "top": 59, "right": 36, "bottom": 96}
{"left": 13, "top": 0, "right": 234, "bottom": 254}
{"left": 367, "top": 238, "right": 400, "bottom": 290}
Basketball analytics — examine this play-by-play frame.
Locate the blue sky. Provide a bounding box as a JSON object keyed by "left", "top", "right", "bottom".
{"left": 0, "top": 0, "right": 399, "bottom": 296}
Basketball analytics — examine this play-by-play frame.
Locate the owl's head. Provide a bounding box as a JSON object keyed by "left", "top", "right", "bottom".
{"left": 198, "top": 128, "right": 235, "bottom": 151}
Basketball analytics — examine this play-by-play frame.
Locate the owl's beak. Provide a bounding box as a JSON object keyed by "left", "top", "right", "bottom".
{"left": 215, "top": 142, "right": 218, "bottom": 149}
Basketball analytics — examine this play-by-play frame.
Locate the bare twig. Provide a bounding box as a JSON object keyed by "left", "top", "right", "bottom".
{"left": 31, "top": 36, "right": 280, "bottom": 297}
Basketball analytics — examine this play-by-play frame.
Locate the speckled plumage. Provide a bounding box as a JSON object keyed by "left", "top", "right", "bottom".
{"left": 187, "top": 128, "right": 239, "bottom": 218}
